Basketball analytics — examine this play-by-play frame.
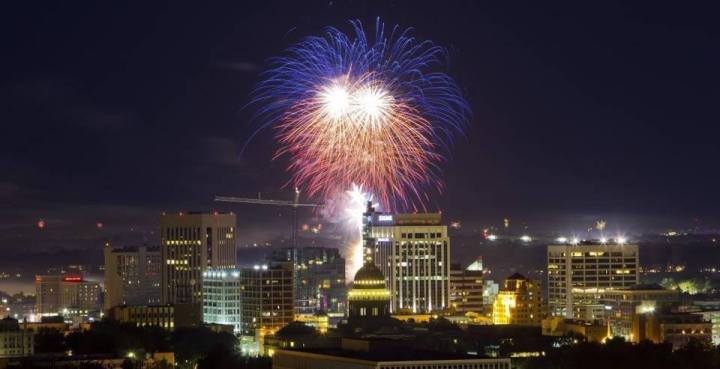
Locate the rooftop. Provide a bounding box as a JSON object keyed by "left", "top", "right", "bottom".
{"left": 285, "top": 348, "right": 490, "bottom": 362}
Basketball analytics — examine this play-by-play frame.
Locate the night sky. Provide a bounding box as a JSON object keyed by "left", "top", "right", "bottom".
{"left": 2, "top": 1, "right": 719, "bottom": 256}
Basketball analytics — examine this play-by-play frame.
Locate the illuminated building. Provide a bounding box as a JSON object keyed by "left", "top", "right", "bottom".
{"left": 363, "top": 203, "right": 450, "bottom": 313}
{"left": 632, "top": 310, "right": 712, "bottom": 349}
{"left": 492, "top": 273, "right": 541, "bottom": 325}
{"left": 598, "top": 283, "right": 680, "bottom": 339}
{"left": 294, "top": 312, "right": 329, "bottom": 333}
{"left": 0, "top": 317, "right": 33, "bottom": 359}
{"left": 547, "top": 241, "right": 639, "bottom": 320}
{"left": 449, "top": 260, "right": 484, "bottom": 314}
{"left": 239, "top": 263, "right": 294, "bottom": 338}
{"left": 108, "top": 305, "right": 174, "bottom": 329}
{"left": 103, "top": 244, "right": 161, "bottom": 311}
{"left": 160, "top": 212, "right": 236, "bottom": 306}
{"left": 347, "top": 262, "right": 390, "bottom": 319}
{"left": 270, "top": 247, "right": 346, "bottom": 316}
{"left": 202, "top": 268, "right": 241, "bottom": 333}
{"left": 483, "top": 280, "right": 499, "bottom": 309}
{"left": 107, "top": 304, "right": 200, "bottom": 330}
{"left": 693, "top": 300, "right": 720, "bottom": 345}
{"left": 35, "top": 274, "right": 101, "bottom": 316}
{"left": 541, "top": 317, "right": 608, "bottom": 342}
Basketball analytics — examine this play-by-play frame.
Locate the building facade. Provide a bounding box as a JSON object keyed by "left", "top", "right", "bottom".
{"left": 202, "top": 268, "right": 242, "bottom": 333}
{"left": 492, "top": 273, "right": 542, "bottom": 326}
{"left": 547, "top": 241, "right": 639, "bottom": 320}
{"left": 160, "top": 212, "right": 236, "bottom": 305}
{"left": 449, "top": 260, "right": 485, "bottom": 314}
{"left": 104, "top": 244, "right": 161, "bottom": 311}
{"left": 35, "top": 274, "right": 101, "bottom": 315}
{"left": 364, "top": 204, "right": 450, "bottom": 313}
{"left": 239, "top": 263, "right": 294, "bottom": 338}
{"left": 108, "top": 303, "right": 201, "bottom": 330}
{"left": 270, "top": 247, "right": 346, "bottom": 315}
{"left": 598, "top": 284, "right": 680, "bottom": 339}
{"left": 693, "top": 300, "right": 720, "bottom": 345}
{"left": 0, "top": 318, "right": 33, "bottom": 359}
{"left": 632, "top": 311, "right": 712, "bottom": 349}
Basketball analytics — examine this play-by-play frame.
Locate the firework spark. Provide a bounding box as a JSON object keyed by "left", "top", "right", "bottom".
{"left": 254, "top": 18, "right": 470, "bottom": 211}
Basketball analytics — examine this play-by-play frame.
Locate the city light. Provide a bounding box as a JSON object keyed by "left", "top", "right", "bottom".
{"left": 555, "top": 237, "right": 568, "bottom": 243}
{"left": 520, "top": 235, "right": 532, "bottom": 242}
{"left": 487, "top": 234, "right": 498, "bottom": 241}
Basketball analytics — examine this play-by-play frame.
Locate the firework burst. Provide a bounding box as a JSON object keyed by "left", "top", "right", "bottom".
{"left": 254, "top": 18, "right": 470, "bottom": 211}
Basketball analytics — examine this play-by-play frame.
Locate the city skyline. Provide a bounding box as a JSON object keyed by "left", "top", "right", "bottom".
{"left": 3, "top": 1, "right": 720, "bottom": 258}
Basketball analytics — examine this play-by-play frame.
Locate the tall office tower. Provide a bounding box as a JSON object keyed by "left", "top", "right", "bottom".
{"left": 270, "top": 247, "right": 346, "bottom": 315}
{"left": 449, "top": 259, "right": 485, "bottom": 314}
{"left": 239, "top": 263, "right": 294, "bottom": 338}
{"left": 104, "top": 244, "right": 161, "bottom": 311}
{"left": 160, "top": 212, "right": 236, "bottom": 305}
{"left": 547, "top": 240, "right": 639, "bottom": 320}
{"left": 35, "top": 274, "right": 101, "bottom": 315}
{"left": 492, "top": 273, "right": 542, "bottom": 325}
{"left": 363, "top": 203, "right": 450, "bottom": 313}
{"left": 202, "top": 268, "right": 242, "bottom": 333}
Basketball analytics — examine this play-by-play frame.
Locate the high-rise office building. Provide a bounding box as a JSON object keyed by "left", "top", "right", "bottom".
{"left": 202, "top": 268, "right": 242, "bottom": 333}
{"left": 492, "top": 273, "right": 542, "bottom": 326}
{"left": 449, "top": 260, "right": 484, "bottom": 314}
{"left": 270, "top": 247, "right": 346, "bottom": 315}
{"left": 160, "top": 212, "right": 236, "bottom": 305}
{"left": 364, "top": 203, "right": 450, "bottom": 314}
{"left": 104, "top": 244, "right": 161, "bottom": 311}
{"left": 239, "top": 263, "right": 294, "bottom": 338}
{"left": 35, "top": 274, "right": 101, "bottom": 315}
{"left": 547, "top": 240, "right": 639, "bottom": 320}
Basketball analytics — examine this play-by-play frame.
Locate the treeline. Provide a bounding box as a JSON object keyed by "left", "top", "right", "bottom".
{"left": 522, "top": 338, "right": 720, "bottom": 369}
{"left": 31, "top": 320, "right": 270, "bottom": 369}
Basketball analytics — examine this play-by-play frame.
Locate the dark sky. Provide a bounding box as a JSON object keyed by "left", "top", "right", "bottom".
{"left": 2, "top": 1, "right": 720, "bottom": 254}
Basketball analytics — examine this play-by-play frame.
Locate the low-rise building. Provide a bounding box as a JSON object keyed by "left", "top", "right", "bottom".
{"left": 632, "top": 311, "right": 712, "bottom": 349}
{"left": 541, "top": 317, "right": 608, "bottom": 342}
{"left": 108, "top": 303, "right": 201, "bottom": 330}
{"left": 599, "top": 283, "right": 680, "bottom": 339}
{"left": 693, "top": 299, "right": 720, "bottom": 345}
{"left": 272, "top": 338, "right": 511, "bottom": 369}
{"left": 0, "top": 317, "right": 33, "bottom": 358}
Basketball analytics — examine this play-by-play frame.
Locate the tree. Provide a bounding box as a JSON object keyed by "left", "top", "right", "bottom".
{"left": 34, "top": 327, "right": 67, "bottom": 353}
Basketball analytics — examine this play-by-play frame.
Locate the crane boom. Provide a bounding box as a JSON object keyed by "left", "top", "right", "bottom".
{"left": 214, "top": 189, "right": 323, "bottom": 259}
{"left": 214, "top": 195, "right": 322, "bottom": 207}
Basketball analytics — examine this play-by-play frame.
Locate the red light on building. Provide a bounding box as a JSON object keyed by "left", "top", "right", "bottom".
{"left": 62, "top": 275, "right": 82, "bottom": 282}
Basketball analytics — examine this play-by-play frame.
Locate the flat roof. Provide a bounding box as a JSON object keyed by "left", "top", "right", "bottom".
{"left": 282, "top": 348, "right": 495, "bottom": 362}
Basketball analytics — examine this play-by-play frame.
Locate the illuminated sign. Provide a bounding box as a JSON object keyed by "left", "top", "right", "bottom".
{"left": 378, "top": 215, "right": 393, "bottom": 222}
{"left": 62, "top": 275, "right": 82, "bottom": 282}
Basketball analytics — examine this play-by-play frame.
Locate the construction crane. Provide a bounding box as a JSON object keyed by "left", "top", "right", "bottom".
{"left": 214, "top": 188, "right": 323, "bottom": 253}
